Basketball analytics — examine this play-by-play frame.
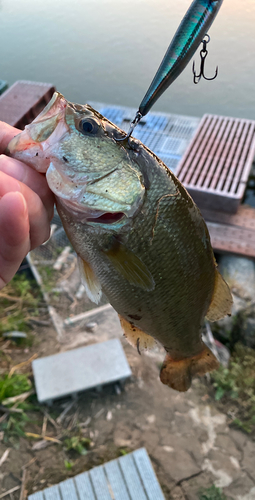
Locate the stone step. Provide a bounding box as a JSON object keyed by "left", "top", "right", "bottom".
{"left": 32, "top": 338, "right": 131, "bottom": 404}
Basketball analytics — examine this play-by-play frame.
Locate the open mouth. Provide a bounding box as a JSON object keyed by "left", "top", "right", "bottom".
{"left": 87, "top": 212, "right": 125, "bottom": 224}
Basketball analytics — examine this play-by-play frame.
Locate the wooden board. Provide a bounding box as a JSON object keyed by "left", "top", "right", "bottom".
{"left": 28, "top": 448, "right": 165, "bottom": 500}
{"left": 0, "top": 80, "right": 55, "bottom": 129}
{"left": 201, "top": 204, "right": 255, "bottom": 258}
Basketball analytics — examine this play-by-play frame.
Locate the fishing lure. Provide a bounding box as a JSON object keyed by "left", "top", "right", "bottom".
{"left": 122, "top": 0, "right": 223, "bottom": 139}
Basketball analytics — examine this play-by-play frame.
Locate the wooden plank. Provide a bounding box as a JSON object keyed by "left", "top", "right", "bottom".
{"left": 74, "top": 472, "right": 96, "bottom": 500}
{"left": 59, "top": 479, "right": 79, "bottom": 500}
{"left": 28, "top": 493, "right": 44, "bottom": 500}
{"left": 133, "top": 448, "right": 165, "bottom": 500}
{"left": 0, "top": 80, "right": 55, "bottom": 129}
{"left": 43, "top": 485, "right": 62, "bottom": 500}
{"left": 118, "top": 453, "right": 148, "bottom": 500}
{"left": 104, "top": 459, "right": 131, "bottom": 500}
{"left": 89, "top": 466, "right": 113, "bottom": 500}
{"left": 201, "top": 205, "right": 255, "bottom": 230}
{"left": 207, "top": 222, "right": 255, "bottom": 258}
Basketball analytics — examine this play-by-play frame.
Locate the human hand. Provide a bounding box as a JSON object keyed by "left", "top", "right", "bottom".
{"left": 0, "top": 121, "right": 55, "bottom": 289}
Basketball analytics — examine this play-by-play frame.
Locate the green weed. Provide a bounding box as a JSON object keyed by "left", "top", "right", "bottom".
{"left": 64, "top": 435, "right": 91, "bottom": 455}
{"left": 199, "top": 485, "right": 227, "bottom": 500}
{"left": 211, "top": 344, "right": 255, "bottom": 434}
{"left": 64, "top": 460, "right": 74, "bottom": 470}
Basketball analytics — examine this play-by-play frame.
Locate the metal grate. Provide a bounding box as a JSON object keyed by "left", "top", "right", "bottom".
{"left": 28, "top": 448, "right": 165, "bottom": 500}
{"left": 175, "top": 114, "right": 255, "bottom": 213}
{"left": 90, "top": 102, "right": 200, "bottom": 173}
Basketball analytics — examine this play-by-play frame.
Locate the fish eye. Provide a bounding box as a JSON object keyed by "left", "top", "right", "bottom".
{"left": 78, "top": 118, "right": 99, "bottom": 135}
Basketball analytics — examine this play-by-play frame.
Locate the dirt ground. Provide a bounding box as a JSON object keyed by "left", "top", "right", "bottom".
{"left": 0, "top": 308, "right": 255, "bottom": 500}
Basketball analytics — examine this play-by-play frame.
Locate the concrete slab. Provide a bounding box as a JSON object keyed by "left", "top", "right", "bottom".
{"left": 32, "top": 339, "right": 131, "bottom": 403}
{"left": 28, "top": 448, "right": 165, "bottom": 500}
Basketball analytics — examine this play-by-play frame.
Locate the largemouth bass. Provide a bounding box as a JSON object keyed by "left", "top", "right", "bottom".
{"left": 7, "top": 92, "right": 232, "bottom": 392}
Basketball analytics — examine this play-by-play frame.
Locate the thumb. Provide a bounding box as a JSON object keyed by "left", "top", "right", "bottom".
{"left": 0, "top": 191, "right": 30, "bottom": 289}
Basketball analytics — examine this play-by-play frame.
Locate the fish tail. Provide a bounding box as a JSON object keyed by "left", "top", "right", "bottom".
{"left": 160, "top": 344, "right": 219, "bottom": 392}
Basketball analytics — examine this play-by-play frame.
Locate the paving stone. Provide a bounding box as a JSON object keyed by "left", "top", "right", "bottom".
{"left": 229, "top": 429, "right": 248, "bottom": 451}
{"left": 214, "top": 434, "right": 242, "bottom": 460}
{"left": 32, "top": 339, "right": 131, "bottom": 403}
{"left": 242, "top": 440, "right": 255, "bottom": 480}
{"left": 203, "top": 449, "right": 241, "bottom": 489}
{"left": 153, "top": 445, "right": 201, "bottom": 483}
{"left": 224, "top": 473, "right": 255, "bottom": 499}
{"left": 181, "top": 471, "right": 215, "bottom": 500}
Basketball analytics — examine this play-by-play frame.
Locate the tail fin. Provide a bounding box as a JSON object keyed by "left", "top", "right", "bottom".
{"left": 160, "top": 344, "right": 219, "bottom": 392}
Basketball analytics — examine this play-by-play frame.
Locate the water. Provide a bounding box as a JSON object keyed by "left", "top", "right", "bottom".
{"left": 0, "top": 0, "right": 254, "bottom": 120}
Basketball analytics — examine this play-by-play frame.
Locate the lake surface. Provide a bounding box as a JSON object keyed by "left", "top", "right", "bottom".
{"left": 0, "top": 0, "right": 255, "bottom": 120}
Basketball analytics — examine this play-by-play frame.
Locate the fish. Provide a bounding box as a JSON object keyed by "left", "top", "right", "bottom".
{"left": 7, "top": 92, "right": 232, "bottom": 392}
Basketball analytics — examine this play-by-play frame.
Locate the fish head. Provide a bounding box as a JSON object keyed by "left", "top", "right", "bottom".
{"left": 7, "top": 92, "right": 145, "bottom": 228}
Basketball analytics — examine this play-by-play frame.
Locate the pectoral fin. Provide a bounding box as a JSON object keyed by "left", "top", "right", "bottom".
{"left": 103, "top": 243, "right": 155, "bottom": 291}
{"left": 77, "top": 256, "right": 102, "bottom": 304}
{"left": 160, "top": 344, "right": 219, "bottom": 392}
{"left": 206, "top": 269, "right": 233, "bottom": 322}
{"left": 119, "top": 315, "right": 156, "bottom": 353}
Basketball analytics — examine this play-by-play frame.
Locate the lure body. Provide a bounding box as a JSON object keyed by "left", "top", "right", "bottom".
{"left": 139, "top": 0, "right": 223, "bottom": 117}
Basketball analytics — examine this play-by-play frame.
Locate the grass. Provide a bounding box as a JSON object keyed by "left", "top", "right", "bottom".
{"left": 0, "top": 373, "right": 31, "bottom": 401}
{"left": 0, "top": 273, "right": 42, "bottom": 338}
{"left": 211, "top": 343, "right": 255, "bottom": 434}
{"left": 199, "top": 485, "right": 227, "bottom": 500}
{"left": 0, "top": 372, "right": 39, "bottom": 442}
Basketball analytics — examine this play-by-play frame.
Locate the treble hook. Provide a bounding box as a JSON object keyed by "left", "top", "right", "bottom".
{"left": 192, "top": 34, "right": 218, "bottom": 84}
{"left": 115, "top": 111, "right": 142, "bottom": 142}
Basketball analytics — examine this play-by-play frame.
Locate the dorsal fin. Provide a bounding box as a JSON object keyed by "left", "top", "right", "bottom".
{"left": 206, "top": 269, "right": 233, "bottom": 322}
{"left": 77, "top": 256, "right": 102, "bottom": 304}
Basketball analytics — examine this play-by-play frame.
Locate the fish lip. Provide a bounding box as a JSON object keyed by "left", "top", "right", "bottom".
{"left": 57, "top": 198, "right": 126, "bottom": 226}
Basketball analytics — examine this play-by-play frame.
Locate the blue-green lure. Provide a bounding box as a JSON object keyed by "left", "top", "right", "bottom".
{"left": 124, "top": 0, "right": 223, "bottom": 138}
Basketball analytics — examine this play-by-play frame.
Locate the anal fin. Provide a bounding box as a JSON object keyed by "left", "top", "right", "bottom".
{"left": 160, "top": 343, "right": 219, "bottom": 392}
{"left": 77, "top": 255, "right": 102, "bottom": 304}
{"left": 119, "top": 315, "right": 156, "bottom": 353}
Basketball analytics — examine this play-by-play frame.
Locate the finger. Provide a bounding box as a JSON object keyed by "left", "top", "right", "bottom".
{"left": 0, "top": 121, "right": 20, "bottom": 153}
{"left": 0, "top": 171, "right": 51, "bottom": 249}
{"left": 0, "top": 154, "right": 55, "bottom": 220}
{"left": 0, "top": 192, "right": 30, "bottom": 289}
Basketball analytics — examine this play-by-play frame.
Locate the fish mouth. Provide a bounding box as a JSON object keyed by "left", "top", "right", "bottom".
{"left": 7, "top": 92, "right": 69, "bottom": 172}
{"left": 87, "top": 212, "right": 125, "bottom": 224}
